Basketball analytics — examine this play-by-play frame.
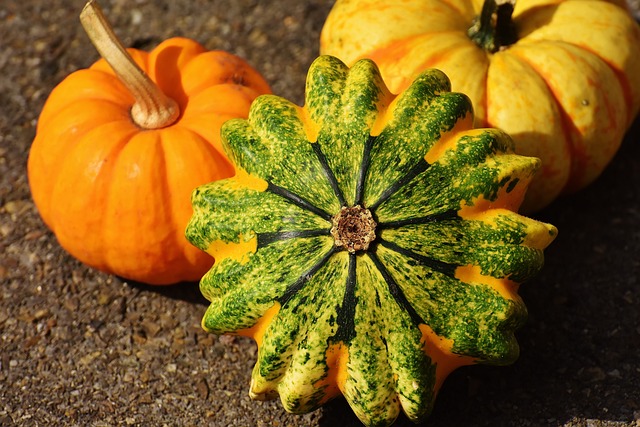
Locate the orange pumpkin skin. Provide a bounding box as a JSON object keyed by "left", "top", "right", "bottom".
{"left": 28, "top": 37, "right": 271, "bottom": 285}
{"left": 320, "top": 0, "right": 640, "bottom": 212}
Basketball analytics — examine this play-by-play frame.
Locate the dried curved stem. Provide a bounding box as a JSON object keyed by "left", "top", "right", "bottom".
{"left": 80, "top": 0, "right": 179, "bottom": 129}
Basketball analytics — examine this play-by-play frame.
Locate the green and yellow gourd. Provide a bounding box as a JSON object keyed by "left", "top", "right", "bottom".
{"left": 186, "top": 56, "right": 557, "bottom": 426}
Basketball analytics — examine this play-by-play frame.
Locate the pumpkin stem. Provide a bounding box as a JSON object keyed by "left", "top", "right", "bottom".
{"left": 467, "top": 0, "right": 518, "bottom": 53}
{"left": 79, "top": 0, "right": 179, "bottom": 129}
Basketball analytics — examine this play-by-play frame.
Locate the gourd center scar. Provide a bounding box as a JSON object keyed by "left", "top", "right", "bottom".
{"left": 331, "top": 205, "right": 377, "bottom": 253}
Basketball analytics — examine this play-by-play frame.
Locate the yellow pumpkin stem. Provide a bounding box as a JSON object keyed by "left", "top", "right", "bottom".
{"left": 79, "top": 0, "right": 179, "bottom": 129}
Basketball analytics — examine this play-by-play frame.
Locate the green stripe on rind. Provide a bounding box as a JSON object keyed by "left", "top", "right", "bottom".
{"left": 186, "top": 179, "right": 331, "bottom": 251}
{"left": 257, "top": 229, "right": 331, "bottom": 247}
{"left": 363, "top": 70, "right": 472, "bottom": 208}
{"left": 380, "top": 217, "right": 545, "bottom": 283}
{"left": 376, "top": 245, "right": 525, "bottom": 363}
{"left": 251, "top": 252, "right": 350, "bottom": 412}
{"left": 377, "top": 238, "right": 457, "bottom": 279}
{"left": 221, "top": 97, "right": 341, "bottom": 214}
{"left": 199, "top": 236, "right": 334, "bottom": 333}
{"left": 341, "top": 254, "right": 436, "bottom": 427}
{"left": 341, "top": 255, "right": 399, "bottom": 427}
{"left": 374, "top": 129, "right": 534, "bottom": 223}
{"left": 330, "top": 253, "right": 358, "bottom": 344}
{"left": 360, "top": 254, "right": 436, "bottom": 423}
{"left": 314, "top": 59, "right": 389, "bottom": 206}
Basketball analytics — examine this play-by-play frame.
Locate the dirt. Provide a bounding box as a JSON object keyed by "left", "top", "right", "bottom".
{"left": 1, "top": 1, "right": 639, "bottom": 426}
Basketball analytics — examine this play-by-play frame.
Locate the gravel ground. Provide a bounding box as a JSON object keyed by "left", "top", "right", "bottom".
{"left": 1, "top": 1, "right": 639, "bottom": 426}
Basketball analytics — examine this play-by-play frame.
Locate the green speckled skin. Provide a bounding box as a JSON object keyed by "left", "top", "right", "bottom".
{"left": 185, "top": 56, "right": 557, "bottom": 427}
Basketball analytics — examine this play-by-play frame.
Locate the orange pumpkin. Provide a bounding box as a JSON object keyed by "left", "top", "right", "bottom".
{"left": 27, "top": 1, "right": 271, "bottom": 285}
{"left": 320, "top": 0, "right": 640, "bottom": 212}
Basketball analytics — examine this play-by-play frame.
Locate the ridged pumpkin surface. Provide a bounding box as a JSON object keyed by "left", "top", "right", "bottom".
{"left": 28, "top": 37, "right": 271, "bottom": 285}
{"left": 186, "top": 56, "right": 557, "bottom": 426}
